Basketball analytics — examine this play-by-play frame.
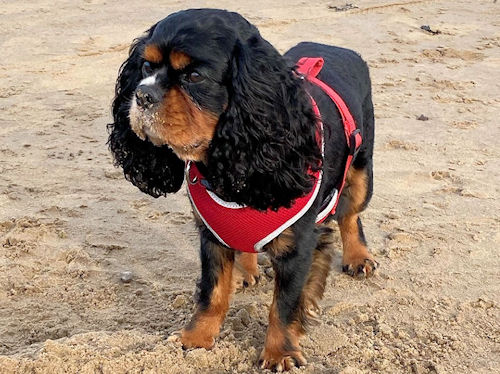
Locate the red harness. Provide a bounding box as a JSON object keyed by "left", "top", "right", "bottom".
{"left": 186, "top": 57, "right": 362, "bottom": 253}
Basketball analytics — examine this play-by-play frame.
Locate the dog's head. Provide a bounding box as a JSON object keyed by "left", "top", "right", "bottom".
{"left": 108, "top": 9, "right": 321, "bottom": 209}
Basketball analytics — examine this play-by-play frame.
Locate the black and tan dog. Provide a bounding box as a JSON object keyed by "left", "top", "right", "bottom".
{"left": 108, "top": 9, "right": 377, "bottom": 371}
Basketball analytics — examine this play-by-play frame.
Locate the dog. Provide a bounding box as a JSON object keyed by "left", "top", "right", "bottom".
{"left": 108, "top": 9, "right": 377, "bottom": 371}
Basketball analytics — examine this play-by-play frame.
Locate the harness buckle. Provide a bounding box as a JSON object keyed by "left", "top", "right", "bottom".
{"left": 349, "top": 129, "right": 362, "bottom": 158}
{"left": 200, "top": 179, "right": 212, "bottom": 189}
{"left": 292, "top": 68, "right": 305, "bottom": 80}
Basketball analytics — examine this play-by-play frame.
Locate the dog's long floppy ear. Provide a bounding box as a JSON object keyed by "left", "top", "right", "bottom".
{"left": 207, "top": 34, "right": 322, "bottom": 211}
{"left": 107, "top": 29, "right": 184, "bottom": 197}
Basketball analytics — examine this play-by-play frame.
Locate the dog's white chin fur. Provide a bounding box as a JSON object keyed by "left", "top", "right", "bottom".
{"left": 128, "top": 100, "right": 166, "bottom": 146}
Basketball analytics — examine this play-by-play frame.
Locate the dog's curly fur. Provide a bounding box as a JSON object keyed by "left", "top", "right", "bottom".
{"left": 207, "top": 35, "right": 321, "bottom": 210}
{"left": 108, "top": 27, "right": 185, "bottom": 197}
{"left": 109, "top": 11, "right": 321, "bottom": 210}
{"left": 108, "top": 9, "right": 377, "bottom": 371}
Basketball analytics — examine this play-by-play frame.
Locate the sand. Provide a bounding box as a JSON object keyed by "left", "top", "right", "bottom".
{"left": 0, "top": 0, "right": 499, "bottom": 373}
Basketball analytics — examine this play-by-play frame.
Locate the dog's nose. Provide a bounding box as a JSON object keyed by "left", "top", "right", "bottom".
{"left": 135, "top": 85, "right": 161, "bottom": 109}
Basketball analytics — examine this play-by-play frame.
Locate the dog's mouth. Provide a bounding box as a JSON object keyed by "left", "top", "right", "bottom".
{"left": 129, "top": 100, "right": 210, "bottom": 161}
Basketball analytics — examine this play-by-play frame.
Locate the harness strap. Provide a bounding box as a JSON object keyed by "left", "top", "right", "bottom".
{"left": 296, "top": 57, "right": 362, "bottom": 222}
{"left": 186, "top": 57, "right": 363, "bottom": 253}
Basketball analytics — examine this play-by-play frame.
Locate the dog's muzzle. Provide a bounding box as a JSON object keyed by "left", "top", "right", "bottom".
{"left": 135, "top": 85, "right": 162, "bottom": 109}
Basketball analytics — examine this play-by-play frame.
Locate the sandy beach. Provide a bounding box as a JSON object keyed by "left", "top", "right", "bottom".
{"left": 0, "top": 0, "right": 499, "bottom": 372}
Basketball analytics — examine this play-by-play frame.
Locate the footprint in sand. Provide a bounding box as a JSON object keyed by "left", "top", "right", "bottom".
{"left": 421, "top": 79, "right": 476, "bottom": 91}
{"left": 477, "top": 36, "right": 500, "bottom": 50}
{"left": 166, "top": 212, "right": 191, "bottom": 225}
{"left": 385, "top": 139, "right": 419, "bottom": 151}
{"left": 450, "top": 120, "right": 478, "bottom": 129}
{"left": 430, "top": 170, "right": 463, "bottom": 187}
{"left": 421, "top": 47, "right": 485, "bottom": 62}
{"left": 430, "top": 170, "right": 453, "bottom": 181}
{"left": 145, "top": 211, "right": 191, "bottom": 225}
{"left": 430, "top": 171, "right": 484, "bottom": 198}
{"left": 1, "top": 217, "right": 65, "bottom": 258}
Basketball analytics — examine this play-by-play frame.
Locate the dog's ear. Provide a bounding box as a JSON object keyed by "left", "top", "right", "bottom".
{"left": 207, "top": 34, "right": 322, "bottom": 210}
{"left": 107, "top": 30, "right": 184, "bottom": 197}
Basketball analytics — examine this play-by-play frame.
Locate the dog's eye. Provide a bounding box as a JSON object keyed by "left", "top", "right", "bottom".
{"left": 142, "top": 61, "right": 154, "bottom": 76}
{"left": 185, "top": 71, "right": 204, "bottom": 84}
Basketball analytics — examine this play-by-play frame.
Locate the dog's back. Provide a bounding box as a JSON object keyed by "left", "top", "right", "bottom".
{"left": 285, "top": 41, "right": 374, "bottom": 199}
{"left": 285, "top": 42, "right": 371, "bottom": 105}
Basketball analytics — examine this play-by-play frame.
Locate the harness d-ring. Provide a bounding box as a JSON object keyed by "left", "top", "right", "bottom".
{"left": 185, "top": 162, "right": 199, "bottom": 185}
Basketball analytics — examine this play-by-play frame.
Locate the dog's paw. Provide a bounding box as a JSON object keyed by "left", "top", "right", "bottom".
{"left": 342, "top": 254, "right": 379, "bottom": 278}
{"left": 237, "top": 273, "right": 261, "bottom": 291}
{"left": 233, "top": 266, "right": 260, "bottom": 291}
{"left": 167, "top": 330, "right": 183, "bottom": 344}
{"left": 258, "top": 348, "right": 307, "bottom": 372}
{"left": 167, "top": 329, "right": 215, "bottom": 350}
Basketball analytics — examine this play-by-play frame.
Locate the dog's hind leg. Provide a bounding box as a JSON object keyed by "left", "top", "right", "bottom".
{"left": 335, "top": 89, "right": 378, "bottom": 278}
{"left": 337, "top": 164, "right": 378, "bottom": 277}
{"left": 298, "top": 225, "right": 334, "bottom": 323}
{"left": 233, "top": 252, "right": 260, "bottom": 290}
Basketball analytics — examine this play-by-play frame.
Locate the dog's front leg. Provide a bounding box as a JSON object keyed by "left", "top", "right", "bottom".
{"left": 259, "top": 228, "right": 313, "bottom": 371}
{"left": 172, "top": 226, "right": 235, "bottom": 349}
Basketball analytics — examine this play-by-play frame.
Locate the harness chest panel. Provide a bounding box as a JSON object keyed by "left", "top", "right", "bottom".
{"left": 186, "top": 57, "right": 361, "bottom": 253}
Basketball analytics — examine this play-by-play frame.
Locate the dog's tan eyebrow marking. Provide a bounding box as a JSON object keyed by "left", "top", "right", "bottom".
{"left": 169, "top": 50, "right": 191, "bottom": 70}
{"left": 143, "top": 44, "right": 163, "bottom": 63}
